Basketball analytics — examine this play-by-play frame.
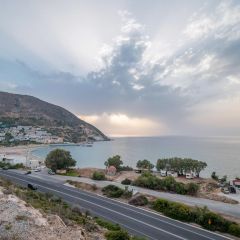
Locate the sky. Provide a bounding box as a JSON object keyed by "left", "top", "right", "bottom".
{"left": 0, "top": 0, "right": 240, "bottom": 137}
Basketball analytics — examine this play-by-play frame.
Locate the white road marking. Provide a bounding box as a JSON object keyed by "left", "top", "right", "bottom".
{"left": 3, "top": 171, "right": 233, "bottom": 240}
{"left": 1, "top": 172, "right": 186, "bottom": 240}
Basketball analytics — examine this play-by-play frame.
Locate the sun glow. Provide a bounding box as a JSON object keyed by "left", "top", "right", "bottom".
{"left": 79, "top": 113, "right": 168, "bottom": 137}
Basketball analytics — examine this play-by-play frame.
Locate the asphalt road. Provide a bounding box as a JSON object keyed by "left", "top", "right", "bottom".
{"left": 0, "top": 170, "right": 233, "bottom": 240}
{"left": 25, "top": 169, "right": 240, "bottom": 219}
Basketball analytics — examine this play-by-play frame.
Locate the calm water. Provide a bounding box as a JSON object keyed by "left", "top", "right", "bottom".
{"left": 32, "top": 136, "right": 240, "bottom": 178}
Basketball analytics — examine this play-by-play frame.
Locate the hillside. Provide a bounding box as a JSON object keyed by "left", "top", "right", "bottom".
{"left": 0, "top": 91, "right": 109, "bottom": 142}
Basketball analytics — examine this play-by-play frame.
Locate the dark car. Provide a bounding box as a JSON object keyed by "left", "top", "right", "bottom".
{"left": 25, "top": 171, "right": 32, "bottom": 175}
{"left": 27, "top": 183, "right": 38, "bottom": 190}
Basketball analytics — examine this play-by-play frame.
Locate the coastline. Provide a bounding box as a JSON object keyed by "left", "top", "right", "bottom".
{"left": 0, "top": 144, "right": 46, "bottom": 166}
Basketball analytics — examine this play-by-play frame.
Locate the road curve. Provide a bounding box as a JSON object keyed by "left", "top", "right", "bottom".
{"left": 0, "top": 170, "right": 232, "bottom": 240}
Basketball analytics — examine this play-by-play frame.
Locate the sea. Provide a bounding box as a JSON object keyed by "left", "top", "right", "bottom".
{"left": 32, "top": 136, "right": 240, "bottom": 179}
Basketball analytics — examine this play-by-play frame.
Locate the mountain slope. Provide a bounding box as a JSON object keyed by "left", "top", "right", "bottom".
{"left": 0, "top": 91, "right": 108, "bottom": 142}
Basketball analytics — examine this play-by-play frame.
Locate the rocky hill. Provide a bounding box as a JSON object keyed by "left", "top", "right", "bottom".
{"left": 0, "top": 91, "right": 108, "bottom": 142}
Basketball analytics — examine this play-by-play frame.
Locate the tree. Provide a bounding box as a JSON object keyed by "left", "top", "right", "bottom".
{"left": 156, "top": 158, "right": 207, "bottom": 177}
{"left": 45, "top": 149, "right": 76, "bottom": 171}
{"left": 211, "top": 171, "right": 219, "bottom": 181}
{"left": 136, "top": 159, "right": 154, "bottom": 170}
{"left": 104, "top": 155, "right": 123, "bottom": 171}
{"left": 5, "top": 132, "right": 13, "bottom": 142}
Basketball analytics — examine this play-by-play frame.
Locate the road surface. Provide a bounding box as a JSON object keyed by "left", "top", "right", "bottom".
{"left": 22, "top": 169, "right": 240, "bottom": 219}
{"left": 0, "top": 170, "right": 233, "bottom": 240}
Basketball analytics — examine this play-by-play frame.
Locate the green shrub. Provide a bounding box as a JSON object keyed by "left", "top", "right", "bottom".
{"left": 122, "top": 187, "right": 133, "bottom": 199}
{"left": 105, "top": 230, "right": 130, "bottom": 240}
{"left": 175, "top": 182, "right": 187, "bottom": 195}
{"left": 152, "top": 198, "right": 240, "bottom": 237}
{"left": 132, "top": 172, "right": 161, "bottom": 190}
{"left": 102, "top": 185, "right": 124, "bottom": 198}
{"left": 121, "top": 178, "right": 132, "bottom": 185}
{"left": 197, "top": 211, "right": 230, "bottom": 232}
{"left": 119, "top": 166, "right": 133, "bottom": 171}
{"left": 228, "top": 224, "right": 240, "bottom": 237}
{"left": 133, "top": 174, "right": 199, "bottom": 196}
{"left": 95, "top": 217, "right": 121, "bottom": 231}
{"left": 152, "top": 199, "right": 194, "bottom": 222}
{"left": 185, "top": 182, "right": 199, "bottom": 196}
{"left": 92, "top": 171, "right": 106, "bottom": 180}
{"left": 131, "top": 237, "right": 147, "bottom": 240}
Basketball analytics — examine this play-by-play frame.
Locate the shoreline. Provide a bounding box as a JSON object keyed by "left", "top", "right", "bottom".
{"left": 0, "top": 144, "right": 46, "bottom": 166}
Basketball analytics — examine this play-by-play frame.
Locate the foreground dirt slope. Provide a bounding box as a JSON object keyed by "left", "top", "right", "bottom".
{"left": 0, "top": 186, "right": 102, "bottom": 240}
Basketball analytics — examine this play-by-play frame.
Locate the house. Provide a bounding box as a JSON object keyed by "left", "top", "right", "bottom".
{"left": 231, "top": 179, "right": 240, "bottom": 193}
{"left": 106, "top": 166, "right": 117, "bottom": 176}
{"left": 1, "top": 158, "right": 14, "bottom": 165}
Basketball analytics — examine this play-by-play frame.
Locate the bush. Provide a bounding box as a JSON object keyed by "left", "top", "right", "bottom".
{"left": 122, "top": 187, "right": 133, "bottom": 199}
{"left": 228, "top": 224, "right": 240, "bottom": 237}
{"left": 119, "top": 166, "right": 133, "bottom": 171}
{"left": 132, "top": 172, "right": 161, "bottom": 190}
{"left": 152, "top": 199, "right": 194, "bottom": 222}
{"left": 92, "top": 171, "right": 106, "bottom": 180}
{"left": 95, "top": 218, "right": 121, "bottom": 231}
{"left": 128, "top": 195, "right": 148, "bottom": 206}
{"left": 121, "top": 178, "right": 132, "bottom": 185}
{"left": 105, "top": 230, "right": 130, "bottom": 240}
{"left": 185, "top": 182, "right": 199, "bottom": 196}
{"left": 152, "top": 198, "right": 240, "bottom": 237}
{"left": 102, "top": 185, "right": 124, "bottom": 198}
{"left": 132, "top": 174, "right": 199, "bottom": 196}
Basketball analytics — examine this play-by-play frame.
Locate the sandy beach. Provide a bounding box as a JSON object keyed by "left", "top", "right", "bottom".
{"left": 0, "top": 144, "right": 45, "bottom": 167}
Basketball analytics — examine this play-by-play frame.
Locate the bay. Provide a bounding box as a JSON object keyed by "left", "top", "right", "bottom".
{"left": 32, "top": 136, "right": 240, "bottom": 178}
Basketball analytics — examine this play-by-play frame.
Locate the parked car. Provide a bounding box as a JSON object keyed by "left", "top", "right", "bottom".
{"left": 25, "top": 171, "right": 32, "bottom": 175}
{"left": 48, "top": 169, "right": 55, "bottom": 175}
{"left": 27, "top": 183, "right": 38, "bottom": 190}
{"left": 229, "top": 186, "right": 236, "bottom": 194}
{"left": 160, "top": 170, "right": 167, "bottom": 177}
{"left": 221, "top": 187, "right": 230, "bottom": 194}
{"left": 34, "top": 168, "right": 41, "bottom": 172}
{"left": 2, "top": 166, "right": 8, "bottom": 170}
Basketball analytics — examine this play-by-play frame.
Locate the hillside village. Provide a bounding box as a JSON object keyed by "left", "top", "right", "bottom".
{"left": 0, "top": 123, "right": 63, "bottom": 144}
{"left": 0, "top": 121, "right": 105, "bottom": 145}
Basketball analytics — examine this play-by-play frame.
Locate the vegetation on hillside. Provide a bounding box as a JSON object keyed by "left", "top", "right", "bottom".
{"left": 0, "top": 178, "right": 144, "bottom": 240}
{"left": 0, "top": 91, "right": 108, "bottom": 143}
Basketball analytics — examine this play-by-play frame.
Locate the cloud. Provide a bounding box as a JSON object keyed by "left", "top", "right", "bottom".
{"left": 0, "top": 1, "right": 240, "bottom": 136}
{"left": 80, "top": 113, "right": 167, "bottom": 137}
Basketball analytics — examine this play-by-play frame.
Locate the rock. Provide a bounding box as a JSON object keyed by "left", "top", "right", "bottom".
{"left": 128, "top": 194, "right": 148, "bottom": 206}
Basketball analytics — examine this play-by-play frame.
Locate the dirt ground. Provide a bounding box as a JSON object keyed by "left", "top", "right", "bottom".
{"left": 113, "top": 170, "right": 239, "bottom": 204}
{"left": 0, "top": 186, "right": 105, "bottom": 240}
